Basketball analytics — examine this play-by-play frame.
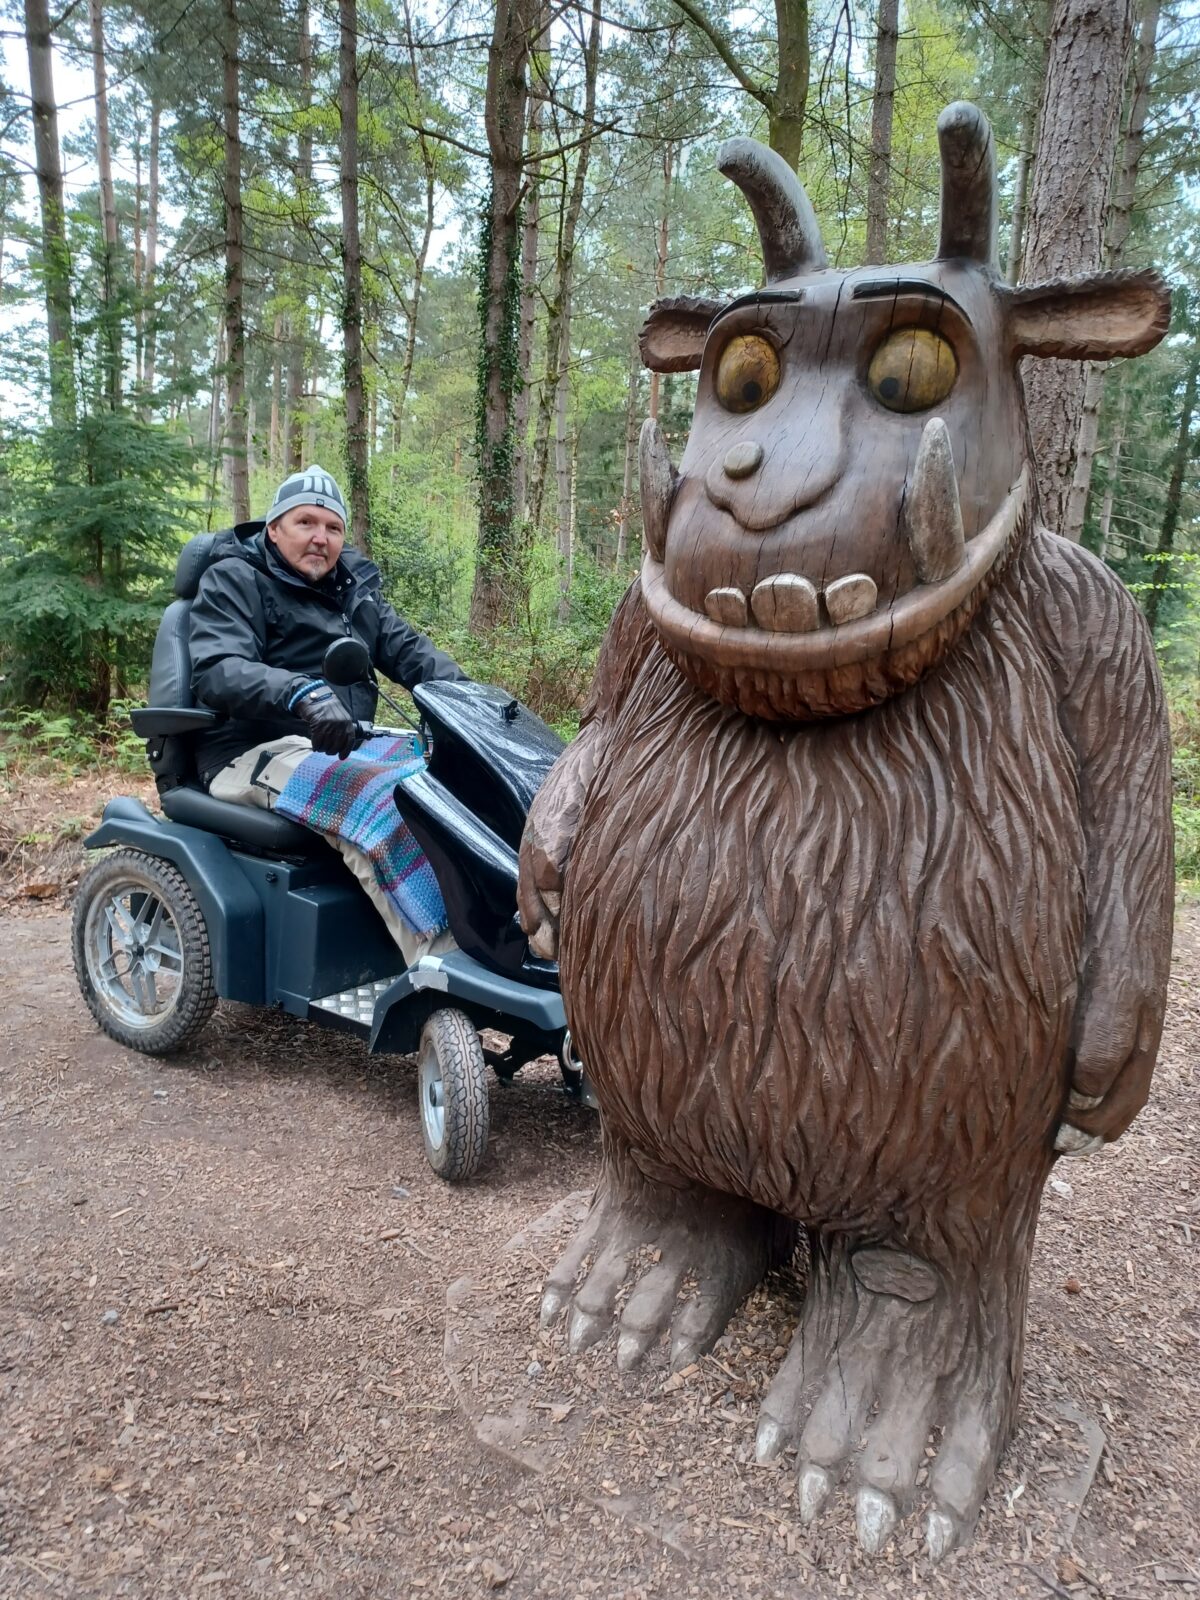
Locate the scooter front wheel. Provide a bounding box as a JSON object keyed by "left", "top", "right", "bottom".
{"left": 73, "top": 849, "right": 217, "bottom": 1055}
{"left": 417, "top": 1009, "right": 489, "bottom": 1181}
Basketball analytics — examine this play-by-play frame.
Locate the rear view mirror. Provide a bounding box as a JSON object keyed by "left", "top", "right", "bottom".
{"left": 323, "top": 637, "right": 370, "bottom": 686}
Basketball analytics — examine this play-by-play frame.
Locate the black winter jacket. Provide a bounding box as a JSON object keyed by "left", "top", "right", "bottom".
{"left": 189, "top": 530, "right": 464, "bottom": 782}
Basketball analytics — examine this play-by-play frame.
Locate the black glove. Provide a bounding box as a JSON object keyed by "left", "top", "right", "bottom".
{"left": 294, "top": 683, "right": 358, "bottom": 759}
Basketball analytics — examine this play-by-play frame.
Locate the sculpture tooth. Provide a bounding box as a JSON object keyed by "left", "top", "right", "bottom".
{"left": 705, "top": 587, "right": 749, "bottom": 626}
{"left": 751, "top": 573, "right": 819, "bottom": 633}
{"left": 639, "top": 417, "right": 678, "bottom": 562}
{"left": 824, "top": 572, "right": 878, "bottom": 625}
{"left": 906, "top": 416, "right": 966, "bottom": 583}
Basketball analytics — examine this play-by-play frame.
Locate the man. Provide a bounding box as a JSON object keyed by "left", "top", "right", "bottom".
{"left": 188, "top": 465, "right": 464, "bottom": 960}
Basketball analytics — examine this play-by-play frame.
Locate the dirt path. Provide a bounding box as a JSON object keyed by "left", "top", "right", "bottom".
{"left": 1, "top": 900, "right": 1197, "bottom": 1600}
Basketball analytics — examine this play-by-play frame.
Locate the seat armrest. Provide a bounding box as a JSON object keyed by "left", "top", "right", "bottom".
{"left": 130, "top": 707, "right": 221, "bottom": 736}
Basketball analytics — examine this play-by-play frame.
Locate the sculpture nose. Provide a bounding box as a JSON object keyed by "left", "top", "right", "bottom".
{"left": 723, "top": 441, "right": 763, "bottom": 479}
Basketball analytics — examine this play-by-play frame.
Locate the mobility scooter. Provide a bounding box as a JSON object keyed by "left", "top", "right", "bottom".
{"left": 72, "top": 524, "right": 587, "bottom": 1181}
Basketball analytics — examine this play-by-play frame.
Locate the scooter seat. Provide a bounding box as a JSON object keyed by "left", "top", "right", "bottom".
{"left": 160, "top": 786, "right": 325, "bottom": 855}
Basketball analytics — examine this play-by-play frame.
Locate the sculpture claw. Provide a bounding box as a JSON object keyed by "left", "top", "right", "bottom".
{"left": 669, "top": 1335, "right": 701, "bottom": 1373}
{"left": 616, "top": 1332, "right": 648, "bottom": 1372}
{"left": 855, "top": 1487, "right": 897, "bottom": 1554}
{"left": 567, "top": 1306, "right": 606, "bottom": 1354}
{"left": 755, "top": 1418, "right": 785, "bottom": 1464}
{"left": 925, "top": 1508, "right": 959, "bottom": 1562}
{"left": 1054, "top": 1122, "right": 1105, "bottom": 1156}
{"left": 540, "top": 1287, "right": 567, "bottom": 1327}
{"left": 797, "top": 1463, "right": 833, "bottom": 1525}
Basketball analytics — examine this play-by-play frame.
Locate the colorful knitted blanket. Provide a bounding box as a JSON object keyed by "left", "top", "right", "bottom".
{"left": 274, "top": 735, "right": 447, "bottom": 937}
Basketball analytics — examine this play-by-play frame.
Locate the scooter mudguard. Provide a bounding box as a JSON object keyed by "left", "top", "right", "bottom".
{"left": 369, "top": 949, "right": 566, "bottom": 1057}
{"left": 83, "top": 797, "right": 266, "bottom": 1003}
{"left": 392, "top": 767, "right": 543, "bottom": 981}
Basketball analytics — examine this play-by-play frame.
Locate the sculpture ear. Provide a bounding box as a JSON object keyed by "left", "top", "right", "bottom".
{"left": 639, "top": 295, "right": 724, "bottom": 372}
{"left": 1007, "top": 268, "right": 1171, "bottom": 360}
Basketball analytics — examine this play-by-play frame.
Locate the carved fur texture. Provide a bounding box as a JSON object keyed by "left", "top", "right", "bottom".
{"left": 558, "top": 530, "right": 1171, "bottom": 1265}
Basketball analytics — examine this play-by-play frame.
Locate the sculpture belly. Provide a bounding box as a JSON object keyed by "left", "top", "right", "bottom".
{"left": 560, "top": 611, "right": 1086, "bottom": 1229}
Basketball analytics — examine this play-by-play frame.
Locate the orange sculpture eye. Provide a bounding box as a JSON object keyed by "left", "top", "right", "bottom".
{"left": 867, "top": 328, "right": 957, "bottom": 412}
{"left": 715, "top": 335, "right": 781, "bottom": 413}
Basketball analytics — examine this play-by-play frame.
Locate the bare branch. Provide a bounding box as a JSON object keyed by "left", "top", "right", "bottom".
{"left": 667, "top": 0, "right": 769, "bottom": 106}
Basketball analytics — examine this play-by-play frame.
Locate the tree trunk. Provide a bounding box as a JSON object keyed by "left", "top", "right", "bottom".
{"left": 208, "top": 318, "right": 225, "bottom": 460}
{"left": 1006, "top": 147, "right": 1031, "bottom": 284}
{"left": 269, "top": 311, "right": 283, "bottom": 472}
{"left": 1022, "top": 0, "right": 1133, "bottom": 535}
{"left": 513, "top": 0, "right": 550, "bottom": 523}
{"left": 286, "top": 0, "right": 313, "bottom": 474}
{"left": 0, "top": 174, "right": 8, "bottom": 298}
{"left": 528, "top": 0, "right": 600, "bottom": 538}
{"left": 221, "top": 0, "right": 250, "bottom": 522}
{"left": 615, "top": 342, "right": 640, "bottom": 566}
{"left": 470, "top": 0, "right": 537, "bottom": 634}
{"left": 133, "top": 121, "right": 143, "bottom": 387}
{"left": 554, "top": 366, "right": 572, "bottom": 617}
{"left": 88, "top": 0, "right": 120, "bottom": 408}
{"left": 339, "top": 0, "right": 371, "bottom": 553}
{"left": 142, "top": 95, "right": 160, "bottom": 411}
{"left": 864, "top": 0, "right": 899, "bottom": 266}
{"left": 648, "top": 141, "right": 675, "bottom": 422}
{"left": 24, "top": 0, "right": 75, "bottom": 427}
{"left": 1144, "top": 338, "right": 1199, "bottom": 633}
{"left": 1108, "top": 0, "right": 1159, "bottom": 265}
{"left": 1063, "top": 0, "right": 1160, "bottom": 542}
{"left": 767, "top": 0, "right": 809, "bottom": 170}
{"left": 1096, "top": 388, "right": 1128, "bottom": 559}
{"left": 395, "top": 0, "right": 438, "bottom": 452}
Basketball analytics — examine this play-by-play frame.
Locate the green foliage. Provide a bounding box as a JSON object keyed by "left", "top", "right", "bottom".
{"left": 0, "top": 412, "right": 202, "bottom": 713}
{"left": 0, "top": 701, "right": 146, "bottom": 777}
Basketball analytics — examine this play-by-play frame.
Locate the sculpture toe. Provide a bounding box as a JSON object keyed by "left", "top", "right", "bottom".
{"left": 617, "top": 1259, "right": 688, "bottom": 1369}
{"left": 797, "top": 1464, "right": 833, "bottom": 1525}
{"left": 924, "top": 1508, "right": 960, "bottom": 1562}
{"left": 855, "top": 1486, "right": 898, "bottom": 1554}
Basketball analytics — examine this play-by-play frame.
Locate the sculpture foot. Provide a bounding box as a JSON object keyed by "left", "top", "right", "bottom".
{"left": 541, "top": 1162, "right": 792, "bottom": 1370}
{"left": 757, "top": 1236, "right": 1021, "bottom": 1559}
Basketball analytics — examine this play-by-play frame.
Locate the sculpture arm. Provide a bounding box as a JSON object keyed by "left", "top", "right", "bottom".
{"left": 1040, "top": 534, "right": 1174, "bottom": 1147}
{"left": 518, "top": 579, "right": 659, "bottom": 959}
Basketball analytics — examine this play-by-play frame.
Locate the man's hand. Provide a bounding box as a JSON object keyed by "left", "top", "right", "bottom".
{"left": 294, "top": 683, "right": 358, "bottom": 759}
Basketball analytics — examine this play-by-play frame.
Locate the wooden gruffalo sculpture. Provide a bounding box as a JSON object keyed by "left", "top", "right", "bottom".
{"left": 516, "top": 103, "right": 1174, "bottom": 1560}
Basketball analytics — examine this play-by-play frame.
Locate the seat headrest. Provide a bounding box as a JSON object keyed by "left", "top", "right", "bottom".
{"left": 174, "top": 520, "right": 265, "bottom": 599}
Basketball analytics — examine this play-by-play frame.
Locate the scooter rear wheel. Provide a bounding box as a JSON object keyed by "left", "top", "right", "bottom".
{"left": 73, "top": 849, "right": 217, "bottom": 1055}
{"left": 417, "top": 1009, "right": 489, "bottom": 1181}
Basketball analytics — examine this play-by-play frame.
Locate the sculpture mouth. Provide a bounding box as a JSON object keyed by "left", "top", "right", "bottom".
{"left": 641, "top": 466, "right": 1030, "bottom": 719}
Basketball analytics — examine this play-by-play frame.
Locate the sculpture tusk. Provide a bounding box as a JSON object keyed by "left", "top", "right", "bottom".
{"left": 640, "top": 417, "right": 678, "bottom": 562}
{"left": 905, "top": 416, "right": 966, "bottom": 584}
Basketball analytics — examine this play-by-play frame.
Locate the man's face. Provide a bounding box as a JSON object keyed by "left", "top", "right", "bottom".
{"left": 267, "top": 504, "right": 346, "bottom": 581}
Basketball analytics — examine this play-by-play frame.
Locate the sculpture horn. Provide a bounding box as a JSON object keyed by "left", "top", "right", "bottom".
{"left": 936, "top": 102, "right": 997, "bottom": 266}
{"left": 905, "top": 417, "right": 966, "bottom": 584}
{"left": 718, "top": 137, "right": 828, "bottom": 283}
{"left": 640, "top": 417, "right": 678, "bottom": 562}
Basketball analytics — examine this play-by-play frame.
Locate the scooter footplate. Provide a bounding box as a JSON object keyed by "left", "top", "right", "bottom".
{"left": 311, "top": 978, "right": 395, "bottom": 1026}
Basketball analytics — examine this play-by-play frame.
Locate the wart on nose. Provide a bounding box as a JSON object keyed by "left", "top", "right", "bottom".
{"left": 723, "top": 441, "right": 763, "bottom": 479}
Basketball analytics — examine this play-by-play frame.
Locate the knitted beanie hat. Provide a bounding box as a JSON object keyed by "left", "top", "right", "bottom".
{"left": 266, "top": 465, "right": 348, "bottom": 527}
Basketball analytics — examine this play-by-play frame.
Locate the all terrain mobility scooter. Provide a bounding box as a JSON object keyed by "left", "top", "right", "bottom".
{"left": 72, "top": 524, "right": 588, "bottom": 1181}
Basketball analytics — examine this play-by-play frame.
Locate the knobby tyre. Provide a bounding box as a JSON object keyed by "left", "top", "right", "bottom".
{"left": 72, "top": 848, "right": 217, "bottom": 1055}
{"left": 417, "top": 1008, "right": 490, "bottom": 1181}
